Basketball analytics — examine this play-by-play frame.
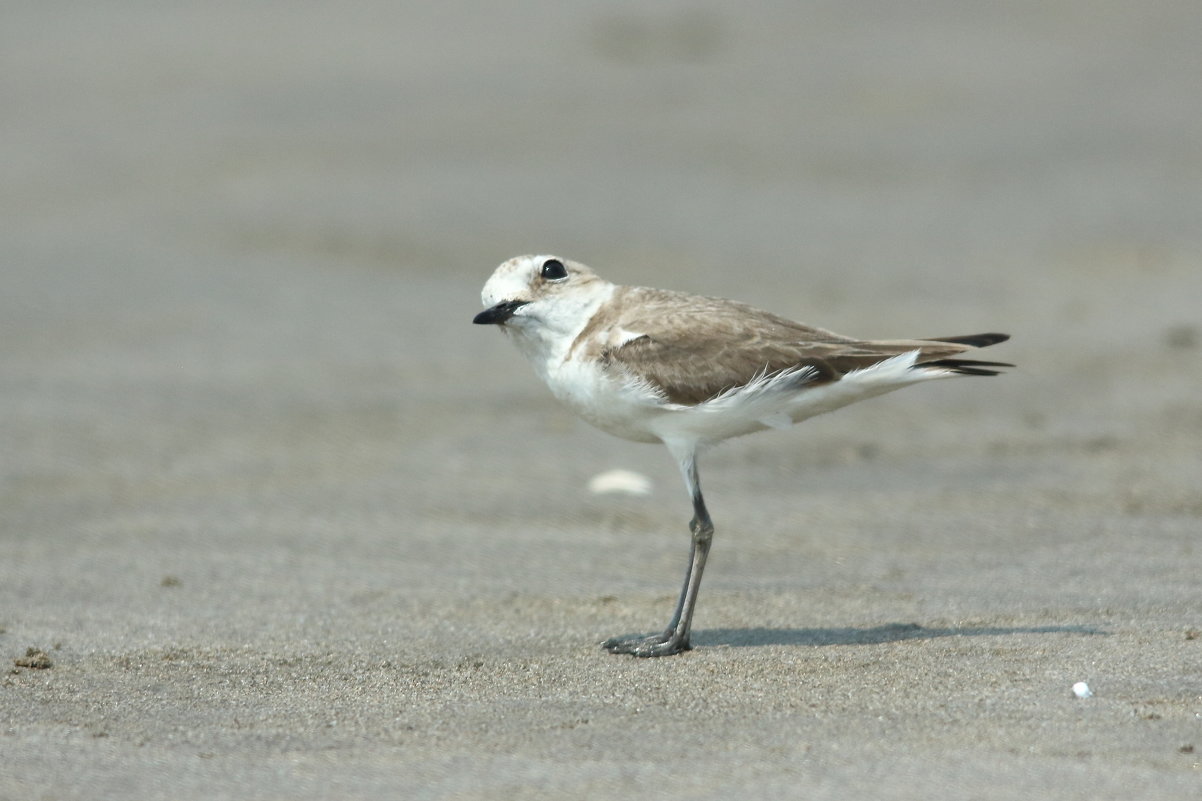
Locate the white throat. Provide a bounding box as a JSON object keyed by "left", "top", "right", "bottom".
{"left": 508, "top": 282, "right": 615, "bottom": 380}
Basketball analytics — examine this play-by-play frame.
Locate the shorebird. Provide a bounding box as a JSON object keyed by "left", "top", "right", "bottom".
{"left": 473, "top": 255, "right": 1010, "bottom": 657}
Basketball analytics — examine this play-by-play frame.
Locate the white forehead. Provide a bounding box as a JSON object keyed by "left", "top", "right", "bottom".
{"left": 480, "top": 254, "right": 555, "bottom": 306}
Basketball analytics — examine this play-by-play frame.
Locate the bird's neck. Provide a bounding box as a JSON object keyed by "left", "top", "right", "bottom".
{"left": 513, "top": 282, "right": 616, "bottom": 378}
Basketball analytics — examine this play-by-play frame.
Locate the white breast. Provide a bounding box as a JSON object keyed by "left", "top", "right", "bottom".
{"left": 542, "top": 354, "right": 667, "bottom": 444}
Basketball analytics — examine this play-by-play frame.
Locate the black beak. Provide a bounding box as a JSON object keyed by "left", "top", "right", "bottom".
{"left": 473, "top": 300, "right": 528, "bottom": 325}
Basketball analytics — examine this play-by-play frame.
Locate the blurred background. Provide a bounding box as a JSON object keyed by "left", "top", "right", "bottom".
{"left": 3, "top": 0, "right": 1201, "bottom": 671}
{"left": 4, "top": 2, "right": 1202, "bottom": 796}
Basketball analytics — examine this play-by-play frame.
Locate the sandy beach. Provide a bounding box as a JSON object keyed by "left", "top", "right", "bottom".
{"left": 3, "top": 2, "right": 1201, "bottom": 798}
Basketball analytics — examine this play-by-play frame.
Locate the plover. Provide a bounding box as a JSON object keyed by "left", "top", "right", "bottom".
{"left": 473, "top": 255, "right": 1010, "bottom": 657}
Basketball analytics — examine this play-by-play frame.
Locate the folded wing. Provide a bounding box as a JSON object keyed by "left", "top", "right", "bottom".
{"left": 591, "top": 287, "right": 1010, "bottom": 406}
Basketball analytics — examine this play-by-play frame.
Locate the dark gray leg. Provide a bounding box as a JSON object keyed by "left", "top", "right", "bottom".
{"left": 603, "top": 452, "right": 713, "bottom": 657}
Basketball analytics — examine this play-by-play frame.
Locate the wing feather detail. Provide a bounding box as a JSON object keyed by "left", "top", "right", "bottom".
{"left": 572, "top": 286, "right": 1009, "bottom": 406}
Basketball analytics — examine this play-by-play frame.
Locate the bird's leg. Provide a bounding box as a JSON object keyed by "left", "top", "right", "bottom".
{"left": 677, "top": 488, "right": 713, "bottom": 647}
{"left": 662, "top": 538, "right": 698, "bottom": 637}
{"left": 603, "top": 451, "right": 713, "bottom": 657}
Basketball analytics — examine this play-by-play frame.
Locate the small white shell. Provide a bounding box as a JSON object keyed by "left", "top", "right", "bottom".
{"left": 588, "top": 469, "right": 653, "bottom": 496}
{"left": 1072, "top": 681, "right": 1093, "bottom": 699}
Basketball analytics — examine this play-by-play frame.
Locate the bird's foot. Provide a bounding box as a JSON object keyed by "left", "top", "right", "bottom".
{"left": 601, "top": 630, "right": 691, "bottom": 657}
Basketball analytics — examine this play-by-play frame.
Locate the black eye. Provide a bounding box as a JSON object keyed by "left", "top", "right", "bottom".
{"left": 540, "top": 259, "right": 568, "bottom": 281}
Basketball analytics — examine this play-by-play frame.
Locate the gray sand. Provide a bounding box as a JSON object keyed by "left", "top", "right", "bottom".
{"left": 3, "top": 2, "right": 1201, "bottom": 798}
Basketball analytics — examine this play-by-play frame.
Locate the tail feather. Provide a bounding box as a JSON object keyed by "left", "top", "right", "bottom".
{"left": 915, "top": 332, "right": 1012, "bottom": 376}
{"left": 919, "top": 357, "right": 1013, "bottom": 377}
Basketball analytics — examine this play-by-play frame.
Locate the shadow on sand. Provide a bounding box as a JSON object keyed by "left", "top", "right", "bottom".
{"left": 688, "top": 622, "right": 1106, "bottom": 648}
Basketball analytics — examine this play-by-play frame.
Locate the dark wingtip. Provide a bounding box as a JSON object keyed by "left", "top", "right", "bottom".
{"left": 924, "top": 332, "right": 1010, "bottom": 348}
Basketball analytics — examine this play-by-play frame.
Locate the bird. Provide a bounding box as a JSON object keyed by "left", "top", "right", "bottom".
{"left": 473, "top": 255, "right": 1011, "bottom": 657}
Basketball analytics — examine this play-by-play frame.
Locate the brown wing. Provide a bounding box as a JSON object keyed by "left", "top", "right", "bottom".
{"left": 592, "top": 287, "right": 1009, "bottom": 405}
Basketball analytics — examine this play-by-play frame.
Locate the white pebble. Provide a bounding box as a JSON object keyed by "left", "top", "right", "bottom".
{"left": 588, "top": 469, "right": 652, "bottom": 496}
{"left": 1072, "top": 681, "right": 1093, "bottom": 699}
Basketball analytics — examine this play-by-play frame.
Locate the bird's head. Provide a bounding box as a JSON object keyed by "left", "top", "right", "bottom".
{"left": 473, "top": 255, "right": 611, "bottom": 341}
